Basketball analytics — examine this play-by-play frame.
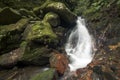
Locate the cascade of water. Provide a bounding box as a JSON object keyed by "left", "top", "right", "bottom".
{"left": 65, "top": 17, "right": 94, "bottom": 71}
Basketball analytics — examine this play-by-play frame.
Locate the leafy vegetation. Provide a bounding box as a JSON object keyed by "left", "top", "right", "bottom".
{"left": 72, "top": 0, "right": 120, "bottom": 16}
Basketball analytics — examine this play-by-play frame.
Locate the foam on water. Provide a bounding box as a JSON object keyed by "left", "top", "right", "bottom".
{"left": 65, "top": 17, "right": 94, "bottom": 71}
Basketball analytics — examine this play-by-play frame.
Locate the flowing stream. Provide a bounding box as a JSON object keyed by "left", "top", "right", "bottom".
{"left": 65, "top": 17, "right": 94, "bottom": 71}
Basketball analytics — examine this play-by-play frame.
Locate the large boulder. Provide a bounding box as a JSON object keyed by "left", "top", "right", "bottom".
{"left": 34, "top": 1, "right": 77, "bottom": 24}
{"left": 0, "top": 18, "right": 29, "bottom": 54}
{"left": 30, "top": 68, "right": 57, "bottom": 80}
{"left": 19, "top": 41, "right": 51, "bottom": 66}
{"left": 0, "top": 40, "right": 51, "bottom": 67}
{"left": 23, "top": 21, "right": 58, "bottom": 45}
{"left": 0, "top": 7, "right": 22, "bottom": 25}
{"left": 43, "top": 12, "right": 60, "bottom": 27}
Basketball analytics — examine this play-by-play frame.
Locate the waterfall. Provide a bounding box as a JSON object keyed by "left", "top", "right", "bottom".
{"left": 65, "top": 17, "right": 94, "bottom": 71}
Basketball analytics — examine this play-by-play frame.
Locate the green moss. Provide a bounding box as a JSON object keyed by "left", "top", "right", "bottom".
{"left": 22, "top": 47, "right": 47, "bottom": 60}
{"left": 43, "top": 2, "right": 77, "bottom": 23}
{"left": 43, "top": 12, "right": 60, "bottom": 27}
{"left": 20, "top": 40, "right": 50, "bottom": 65}
{"left": 0, "top": 18, "right": 29, "bottom": 54}
{"left": 30, "top": 68, "right": 55, "bottom": 80}
{"left": 34, "top": 1, "right": 76, "bottom": 24}
{"left": 25, "top": 21, "right": 58, "bottom": 44}
{"left": 0, "top": 18, "right": 28, "bottom": 31}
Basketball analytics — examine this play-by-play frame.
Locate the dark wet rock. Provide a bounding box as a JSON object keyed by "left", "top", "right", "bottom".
{"left": 0, "top": 67, "right": 48, "bottom": 80}
{"left": 19, "top": 41, "right": 51, "bottom": 66}
{"left": 34, "top": 1, "right": 77, "bottom": 24}
{"left": 93, "top": 66, "right": 102, "bottom": 74}
{"left": 30, "top": 68, "right": 58, "bottom": 80}
{"left": 53, "top": 26, "right": 66, "bottom": 48}
{"left": 0, "top": 48, "right": 23, "bottom": 68}
{"left": 0, "top": 7, "right": 22, "bottom": 25}
{"left": 23, "top": 21, "right": 58, "bottom": 45}
{"left": 43, "top": 12, "right": 60, "bottom": 27}
{"left": 50, "top": 50, "right": 68, "bottom": 74}
{"left": 0, "top": 18, "right": 29, "bottom": 54}
{"left": 92, "top": 65, "right": 117, "bottom": 80}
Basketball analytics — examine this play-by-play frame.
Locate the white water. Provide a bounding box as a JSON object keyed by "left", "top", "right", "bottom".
{"left": 65, "top": 17, "right": 94, "bottom": 71}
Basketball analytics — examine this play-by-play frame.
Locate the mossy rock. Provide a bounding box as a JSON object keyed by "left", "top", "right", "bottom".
{"left": 34, "top": 1, "right": 77, "bottom": 24}
{"left": 24, "top": 21, "right": 58, "bottom": 45}
{"left": 43, "top": 12, "right": 60, "bottom": 27}
{"left": 19, "top": 8, "right": 36, "bottom": 18}
{"left": 30, "top": 68, "right": 57, "bottom": 80}
{"left": 0, "top": 18, "right": 29, "bottom": 54}
{"left": 0, "top": 7, "right": 22, "bottom": 25}
{"left": 43, "top": 2, "right": 77, "bottom": 24}
{"left": 20, "top": 41, "right": 51, "bottom": 65}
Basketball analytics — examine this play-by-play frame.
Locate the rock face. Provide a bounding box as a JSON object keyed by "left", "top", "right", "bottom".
{"left": 0, "top": 18, "right": 29, "bottom": 54}
{"left": 30, "top": 68, "right": 57, "bottom": 80}
{"left": 0, "top": 7, "right": 22, "bottom": 25}
{"left": 43, "top": 12, "right": 60, "bottom": 27}
{"left": 50, "top": 50, "right": 68, "bottom": 74}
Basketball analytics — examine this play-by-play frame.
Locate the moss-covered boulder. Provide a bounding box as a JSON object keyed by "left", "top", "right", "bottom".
{"left": 0, "top": 18, "right": 29, "bottom": 54}
{"left": 19, "top": 41, "right": 51, "bottom": 66}
{"left": 30, "top": 68, "right": 57, "bottom": 80}
{"left": 0, "top": 7, "right": 22, "bottom": 25}
{"left": 23, "top": 21, "right": 58, "bottom": 45}
{"left": 43, "top": 12, "right": 60, "bottom": 27}
{"left": 34, "top": 1, "right": 77, "bottom": 24}
{"left": 43, "top": 2, "right": 77, "bottom": 24}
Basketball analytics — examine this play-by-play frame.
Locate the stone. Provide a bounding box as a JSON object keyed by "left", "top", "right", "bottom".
{"left": 34, "top": 1, "right": 77, "bottom": 24}
{"left": 0, "top": 48, "right": 23, "bottom": 68}
{"left": 43, "top": 12, "right": 60, "bottom": 27}
{"left": 23, "top": 21, "right": 58, "bottom": 45}
{"left": 50, "top": 50, "right": 68, "bottom": 74}
{"left": 0, "top": 7, "right": 22, "bottom": 25}
{"left": 20, "top": 41, "right": 51, "bottom": 66}
{"left": 0, "top": 18, "right": 29, "bottom": 54}
{"left": 30, "top": 68, "right": 57, "bottom": 80}
{"left": 43, "top": 2, "right": 77, "bottom": 24}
